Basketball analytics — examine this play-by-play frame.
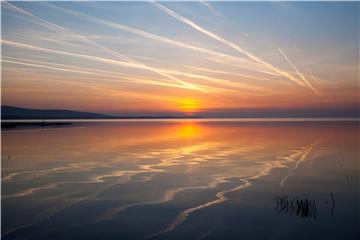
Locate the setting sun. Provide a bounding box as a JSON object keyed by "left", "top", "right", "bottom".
{"left": 177, "top": 99, "right": 200, "bottom": 115}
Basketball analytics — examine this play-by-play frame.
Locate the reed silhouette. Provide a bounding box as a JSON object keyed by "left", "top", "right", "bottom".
{"left": 275, "top": 195, "right": 317, "bottom": 220}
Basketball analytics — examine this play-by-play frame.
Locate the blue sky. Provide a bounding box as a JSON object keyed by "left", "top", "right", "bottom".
{"left": 1, "top": 1, "right": 359, "bottom": 116}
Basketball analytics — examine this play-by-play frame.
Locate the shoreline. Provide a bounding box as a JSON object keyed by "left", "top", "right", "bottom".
{"left": 1, "top": 122, "right": 72, "bottom": 128}
{"left": 1, "top": 117, "right": 359, "bottom": 122}
{"left": 1, "top": 117, "right": 358, "bottom": 129}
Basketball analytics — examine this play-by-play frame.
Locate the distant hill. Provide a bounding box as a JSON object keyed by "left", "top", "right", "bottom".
{"left": 1, "top": 106, "right": 202, "bottom": 119}
{"left": 1, "top": 106, "right": 112, "bottom": 119}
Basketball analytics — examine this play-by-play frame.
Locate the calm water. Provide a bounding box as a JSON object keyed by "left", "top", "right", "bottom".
{"left": 2, "top": 120, "right": 359, "bottom": 239}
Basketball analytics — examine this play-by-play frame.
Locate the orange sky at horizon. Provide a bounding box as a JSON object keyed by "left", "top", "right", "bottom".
{"left": 1, "top": 2, "right": 359, "bottom": 116}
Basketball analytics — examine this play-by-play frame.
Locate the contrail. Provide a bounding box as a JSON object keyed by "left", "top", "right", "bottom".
{"left": 3, "top": 1, "right": 130, "bottom": 62}
{"left": 4, "top": 56, "right": 139, "bottom": 79}
{"left": 1, "top": 40, "right": 180, "bottom": 86}
{"left": 42, "top": 2, "right": 277, "bottom": 76}
{"left": 2, "top": 4, "right": 261, "bottom": 93}
{"left": 158, "top": 68, "right": 267, "bottom": 91}
{"left": 2, "top": 58, "right": 212, "bottom": 91}
{"left": 278, "top": 48, "right": 321, "bottom": 96}
{"left": 199, "top": 0, "right": 222, "bottom": 17}
{"left": 2, "top": 41, "right": 238, "bottom": 94}
{"left": 199, "top": 0, "right": 212, "bottom": 9}
{"left": 187, "top": 66, "right": 279, "bottom": 83}
{"left": 3, "top": 1, "right": 207, "bottom": 94}
{"left": 151, "top": 1, "right": 319, "bottom": 94}
{"left": 289, "top": 35, "right": 321, "bottom": 85}
{"left": 2, "top": 59, "right": 102, "bottom": 75}
{"left": 191, "top": 55, "right": 283, "bottom": 78}
{"left": 2, "top": 39, "right": 211, "bottom": 93}
{"left": 1, "top": 40, "right": 149, "bottom": 69}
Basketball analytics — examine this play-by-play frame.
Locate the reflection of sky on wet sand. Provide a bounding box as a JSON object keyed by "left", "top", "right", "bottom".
{"left": 2, "top": 121, "right": 359, "bottom": 239}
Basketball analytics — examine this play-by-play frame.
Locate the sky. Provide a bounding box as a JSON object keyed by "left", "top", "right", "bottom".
{"left": 1, "top": 1, "right": 359, "bottom": 117}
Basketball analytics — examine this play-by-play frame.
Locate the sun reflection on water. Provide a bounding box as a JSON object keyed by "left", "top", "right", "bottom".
{"left": 175, "top": 122, "right": 201, "bottom": 139}
{"left": 2, "top": 122, "right": 358, "bottom": 239}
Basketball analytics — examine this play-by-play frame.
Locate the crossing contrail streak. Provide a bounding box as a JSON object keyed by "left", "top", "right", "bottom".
{"left": 289, "top": 35, "right": 321, "bottom": 85}
{"left": 1, "top": 40, "right": 149, "bottom": 69}
{"left": 187, "top": 66, "right": 279, "bottom": 83}
{"left": 43, "top": 2, "right": 279, "bottom": 77}
{"left": 3, "top": 4, "right": 262, "bottom": 93}
{"left": 2, "top": 48, "right": 243, "bottom": 94}
{"left": 193, "top": 55, "right": 284, "bottom": 78}
{"left": 4, "top": 56, "right": 137, "bottom": 78}
{"left": 2, "top": 59, "right": 101, "bottom": 75}
{"left": 4, "top": 1, "right": 207, "bottom": 94}
{"left": 151, "top": 1, "right": 319, "bottom": 95}
{"left": 278, "top": 48, "right": 321, "bottom": 96}
{"left": 2, "top": 39, "right": 213, "bottom": 94}
{"left": 2, "top": 58, "right": 209, "bottom": 91}
{"left": 158, "top": 68, "right": 267, "bottom": 91}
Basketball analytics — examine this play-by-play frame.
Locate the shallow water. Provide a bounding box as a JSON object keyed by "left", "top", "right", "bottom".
{"left": 2, "top": 120, "right": 359, "bottom": 239}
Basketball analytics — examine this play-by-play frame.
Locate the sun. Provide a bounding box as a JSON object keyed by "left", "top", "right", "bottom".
{"left": 177, "top": 98, "right": 200, "bottom": 115}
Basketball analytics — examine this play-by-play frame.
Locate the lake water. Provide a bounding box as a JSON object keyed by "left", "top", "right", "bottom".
{"left": 2, "top": 120, "right": 359, "bottom": 239}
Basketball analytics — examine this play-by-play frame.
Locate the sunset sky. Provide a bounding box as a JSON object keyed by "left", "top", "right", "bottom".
{"left": 1, "top": 1, "right": 359, "bottom": 117}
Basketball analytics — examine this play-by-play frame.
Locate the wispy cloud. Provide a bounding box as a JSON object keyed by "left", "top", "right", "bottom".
{"left": 2, "top": 56, "right": 215, "bottom": 92}
{"left": 43, "top": 2, "right": 280, "bottom": 78}
{"left": 2, "top": 1, "right": 356, "bottom": 112}
{"left": 187, "top": 66, "right": 281, "bottom": 84}
{"left": 199, "top": 0, "right": 222, "bottom": 17}
{"left": 4, "top": 1, "right": 208, "bottom": 94}
{"left": 5, "top": 2, "right": 272, "bottom": 96}
{"left": 278, "top": 48, "right": 321, "bottom": 96}
{"left": 151, "top": 1, "right": 319, "bottom": 95}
